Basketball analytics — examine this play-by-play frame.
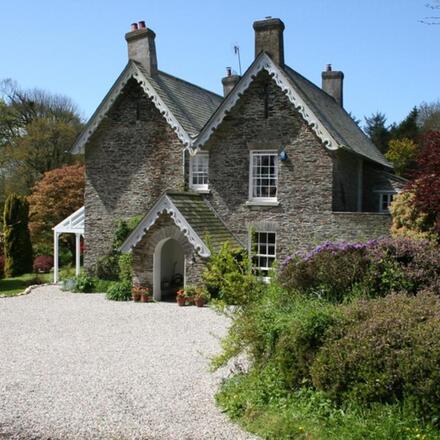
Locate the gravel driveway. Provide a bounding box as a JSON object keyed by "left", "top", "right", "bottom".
{"left": 0, "top": 286, "right": 256, "bottom": 440}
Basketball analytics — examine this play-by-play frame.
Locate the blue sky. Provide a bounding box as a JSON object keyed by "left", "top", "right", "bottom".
{"left": 0, "top": 0, "right": 438, "bottom": 126}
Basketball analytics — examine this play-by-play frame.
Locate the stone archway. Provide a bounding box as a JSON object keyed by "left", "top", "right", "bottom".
{"left": 153, "top": 237, "right": 185, "bottom": 301}
{"left": 132, "top": 216, "right": 194, "bottom": 300}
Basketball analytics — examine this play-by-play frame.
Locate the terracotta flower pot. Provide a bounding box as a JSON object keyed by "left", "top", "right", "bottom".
{"left": 177, "top": 297, "right": 186, "bottom": 306}
{"left": 132, "top": 293, "right": 141, "bottom": 302}
{"left": 140, "top": 293, "right": 150, "bottom": 303}
{"left": 195, "top": 297, "right": 205, "bottom": 308}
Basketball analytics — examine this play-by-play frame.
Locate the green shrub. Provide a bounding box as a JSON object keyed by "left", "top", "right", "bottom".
{"left": 118, "top": 253, "right": 133, "bottom": 282}
{"left": 112, "top": 216, "right": 142, "bottom": 250}
{"left": 105, "top": 280, "right": 132, "bottom": 301}
{"left": 279, "top": 242, "right": 371, "bottom": 302}
{"left": 3, "top": 194, "right": 33, "bottom": 277}
{"left": 96, "top": 254, "right": 120, "bottom": 280}
{"left": 73, "top": 274, "right": 95, "bottom": 293}
{"left": 202, "top": 242, "right": 262, "bottom": 306}
{"left": 311, "top": 292, "right": 440, "bottom": 422}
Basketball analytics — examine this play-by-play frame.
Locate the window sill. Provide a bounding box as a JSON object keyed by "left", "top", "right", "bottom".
{"left": 189, "top": 188, "right": 211, "bottom": 194}
{"left": 246, "top": 200, "right": 280, "bottom": 207}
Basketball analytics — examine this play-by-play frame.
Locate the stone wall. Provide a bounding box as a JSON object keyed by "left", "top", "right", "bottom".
{"left": 84, "top": 79, "right": 185, "bottom": 270}
{"left": 203, "top": 69, "right": 391, "bottom": 262}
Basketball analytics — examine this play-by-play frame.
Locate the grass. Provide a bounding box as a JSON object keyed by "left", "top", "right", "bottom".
{"left": 0, "top": 272, "right": 52, "bottom": 297}
{"left": 217, "top": 372, "right": 440, "bottom": 440}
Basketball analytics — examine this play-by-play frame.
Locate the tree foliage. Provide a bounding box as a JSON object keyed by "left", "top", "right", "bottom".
{"left": 385, "top": 138, "right": 418, "bottom": 176}
{"left": 390, "top": 191, "right": 438, "bottom": 241}
{"left": 0, "top": 79, "right": 83, "bottom": 213}
{"left": 364, "top": 112, "right": 391, "bottom": 153}
{"left": 418, "top": 100, "right": 440, "bottom": 132}
{"left": 28, "top": 164, "right": 84, "bottom": 248}
{"left": 3, "top": 193, "right": 33, "bottom": 277}
{"left": 411, "top": 131, "right": 440, "bottom": 234}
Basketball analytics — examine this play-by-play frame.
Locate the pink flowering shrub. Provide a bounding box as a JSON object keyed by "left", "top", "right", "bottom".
{"left": 33, "top": 255, "right": 54, "bottom": 273}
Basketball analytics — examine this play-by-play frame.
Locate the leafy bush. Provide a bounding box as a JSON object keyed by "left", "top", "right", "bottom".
{"left": 118, "top": 253, "right": 133, "bottom": 282}
{"left": 33, "top": 255, "right": 54, "bottom": 273}
{"left": 3, "top": 194, "right": 33, "bottom": 277}
{"left": 96, "top": 254, "right": 120, "bottom": 281}
{"left": 279, "top": 241, "right": 372, "bottom": 302}
{"left": 280, "top": 238, "right": 440, "bottom": 302}
{"left": 73, "top": 274, "right": 95, "bottom": 293}
{"left": 311, "top": 292, "right": 440, "bottom": 422}
{"left": 365, "top": 237, "right": 440, "bottom": 296}
{"left": 105, "top": 280, "right": 132, "bottom": 301}
{"left": 202, "top": 242, "right": 263, "bottom": 306}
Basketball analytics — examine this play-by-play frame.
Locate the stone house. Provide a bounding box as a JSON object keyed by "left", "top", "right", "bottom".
{"left": 71, "top": 18, "right": 403, "bottom": 300}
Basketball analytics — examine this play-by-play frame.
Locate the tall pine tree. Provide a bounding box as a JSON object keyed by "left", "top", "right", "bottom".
{"left": 3, "top": 194, "right": 33, "bottom": 277}
{"left": 390, "top": 106, "right": 420, "bottom": 143}
{"left": 364, "top": 112, "right": 391, "bottom": 153}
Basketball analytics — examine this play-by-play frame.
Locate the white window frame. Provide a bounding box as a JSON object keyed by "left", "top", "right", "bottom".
{"left": 252, "top": 231, "right": 277, "bottom": 281}
{"left": 377, "top": 191, "right": 395, "bottom": 213}
{"left": 248, "top": 150, "right": 279, "bottom": 204}
{"left": 189, "top": 152, "right": 209, "bottom": 192}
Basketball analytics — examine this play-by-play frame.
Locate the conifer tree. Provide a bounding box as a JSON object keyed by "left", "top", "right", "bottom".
{"left": 3, "top": 194, "right": 33, "bottom": 277}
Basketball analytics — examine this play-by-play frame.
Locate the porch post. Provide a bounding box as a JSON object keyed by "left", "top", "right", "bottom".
{"left": 75, "top": 233, "right": 81, "bottom": 277}
{"left": 53, "top": 231, "right": 59, "bottom": 283}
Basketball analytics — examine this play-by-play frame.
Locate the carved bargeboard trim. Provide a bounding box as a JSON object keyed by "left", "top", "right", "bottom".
{"left": 71, "top": 62, "right": 192, "bottom": 154}
{"left": 194, "top": 52, "right": 340, "bottom": 151}
{"left": 119, "top": 194, "right": 211, "bottom": 257}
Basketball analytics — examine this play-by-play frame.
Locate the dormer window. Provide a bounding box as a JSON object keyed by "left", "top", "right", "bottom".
{"left": 190, "top": 152, "right": 209, "bottom": 192}
{"left": 249, "top": 151, "right": 278, "bottom": 204}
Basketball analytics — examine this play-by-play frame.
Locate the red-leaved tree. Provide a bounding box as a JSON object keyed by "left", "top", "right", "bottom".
{"left": 28, "top": 164, "right": 84, "bottom": 254}
{"left": 411, "top": 131, "right": 440, "bottom": 234}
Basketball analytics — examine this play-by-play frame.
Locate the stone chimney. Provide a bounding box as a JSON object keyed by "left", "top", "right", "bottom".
{"left": 322, "top": 64, "right": 344, "bottom": 107}
{"left": 125, "top": 21, "right": 157, "bottom": 75}
{"left": 221, "top": 67, "right": 241, "bottom": 96}
{"left": 253, "top": 17, "right": 285, "bottom": 66}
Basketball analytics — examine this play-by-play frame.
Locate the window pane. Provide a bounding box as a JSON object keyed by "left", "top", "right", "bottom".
{"left": 250, "top": 153, "right": 277, "bottom": 200}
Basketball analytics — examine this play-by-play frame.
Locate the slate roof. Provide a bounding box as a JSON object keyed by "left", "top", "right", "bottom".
{"left": 283, "top": 65, "right": 391, "bottom": 168}
{"left": 135, "top": 63, "right": 223, "bottom": 136}
{"left": 166, "top": 192, "right": 241, "bottom": 250}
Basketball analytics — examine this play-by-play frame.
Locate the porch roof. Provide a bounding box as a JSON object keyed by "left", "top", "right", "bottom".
{"left": 53, "top": 206, "right": 85, "bottom": 234}
{"left": 119, "top": 192, "right": 241, "bottom": 257}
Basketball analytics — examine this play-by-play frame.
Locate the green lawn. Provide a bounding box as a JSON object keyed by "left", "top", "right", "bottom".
{"left": 0, "top": 273, "right": 52, "bottom": 297}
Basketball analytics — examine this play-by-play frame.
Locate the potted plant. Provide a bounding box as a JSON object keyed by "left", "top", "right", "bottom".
{"left": 140, "top": 286, "right": 151, "bottom": 303}
{"left": 132, "top": 284, "right": 151, "bottom": 302}
{"left": 176, "top": 289, "right": 186, "bottom": 306}
{"left": 131, "top": 284, "right": 142, "bottom": 302}
{"left": 194, "top": 287, "right": 209, "bottom": 307}
{"left": 183, "top": 285, "right": 197, "bottom": 305}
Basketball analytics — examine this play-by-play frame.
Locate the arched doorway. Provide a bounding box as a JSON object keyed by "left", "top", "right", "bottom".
{"left": 153, "top": 237, "right": 185, "bottom": 301}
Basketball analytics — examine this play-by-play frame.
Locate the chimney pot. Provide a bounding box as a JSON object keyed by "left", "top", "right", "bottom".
{"left": 253, "top": 17, "right": 285, "bottom": 66}
{"left": 138, "top": 21, "right": 146, "bottom": 29}
{"left": 226, "top": 67, "right": 232, "bottom": 77}
{"left": 322, "top": 67, "right": 344, "bottom": 107}
{"left": 131, "top": 23, "right": 138, "bottom": 31}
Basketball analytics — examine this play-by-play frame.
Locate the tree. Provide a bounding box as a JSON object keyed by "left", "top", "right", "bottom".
{"left": 3, "top": 193, "right": 33, "bottom": 277}
{"left": 390, "top": 191, "right": 438, "bottom": 241}
{"left": 411, "top": 131, "right": 440, "bottom": 235}
{"left": 0, "top": 80, "right": 83, "bottom": 213}
{"left": 390, "top": 107, "right": 420, "bottom": 143}
{"left": 28, "top": 164, "right": 84, "bottom": 253}
{"left": 385, "top": 138, "right": 418, "bottom": 177}
{"left": 364, "top": 112, "right": 391, "bottom": 153}
{"left": 418, "top": 100, "right": 440, "bottom": 132}
{"left": 420, "top": 0, "right": 440, "bottom": 25}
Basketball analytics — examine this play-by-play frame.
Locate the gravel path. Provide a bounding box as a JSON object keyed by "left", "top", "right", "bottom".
{"left": 0, "top": 286, "right": 256, "bottom": 440}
